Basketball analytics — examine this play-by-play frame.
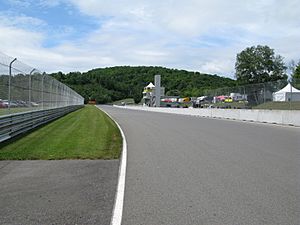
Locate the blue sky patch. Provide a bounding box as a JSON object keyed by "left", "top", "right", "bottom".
{"left": 0, "top": 0, "right": 100, "bottom": 48}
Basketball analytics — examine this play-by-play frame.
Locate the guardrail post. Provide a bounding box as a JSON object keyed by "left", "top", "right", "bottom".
{"left": 8, "top": 58, "right": 17, "bottom": 113}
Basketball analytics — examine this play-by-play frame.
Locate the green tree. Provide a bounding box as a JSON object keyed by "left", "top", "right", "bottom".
{"left": 133, "top": 91, "right": 142, "bottom": 104}
{"left": 291, "top": 61, "right": 300, "bottom": 89}
{"left": 235, "top": 45, "right": 287, "bottom": 84}
{"left": 291, "top": 61, "right": 300, "bottom": 81}
{"left": 51, "top": 66, "right": 236, "bottom": 104}
{"left": 166, "top": 89, "right": 181, "bottom": 96}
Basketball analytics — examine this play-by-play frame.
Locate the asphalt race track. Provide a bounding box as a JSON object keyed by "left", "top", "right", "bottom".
{"left": 0, "top": 160, "right": 118, "bottom": 225}
{"left": 101, "top": 105, "right": 300, "bottom": 225}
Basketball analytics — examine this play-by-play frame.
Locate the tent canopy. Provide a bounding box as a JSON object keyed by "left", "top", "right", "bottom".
{"left": 274, "top": 83, "right": 300, "bottom": 94}
{"left": 146, "top": 82, "right": 155, "bottom": 88}
{"left": 273, "top": 83, "right": 300, "bottom": 102}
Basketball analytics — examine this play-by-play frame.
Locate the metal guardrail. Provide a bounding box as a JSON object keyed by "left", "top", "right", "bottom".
{"left": 0, "top": 105, "right": 83, "bottom": 142}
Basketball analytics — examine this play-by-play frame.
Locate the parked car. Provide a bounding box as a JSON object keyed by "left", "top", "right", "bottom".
{"left": 0, "top": 100, "right": 9, "bottom": 108}
{"left": 0, "top": 100, "right": 8, "bottom": 108}
{"left": 10, "top": 101, "right": 19, "bottom": 108}
{"left": 30, "top": 102, "right": 39, "bottom": 107}
{"left": 15, "top": 100, "right": 28, "bottom": 107}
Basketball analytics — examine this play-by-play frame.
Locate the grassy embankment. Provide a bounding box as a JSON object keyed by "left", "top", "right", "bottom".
{"left": 0, "top": 105, "right": 122, "bottom": 160}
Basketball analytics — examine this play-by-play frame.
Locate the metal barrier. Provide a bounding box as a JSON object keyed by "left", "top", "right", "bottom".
{"left": 0, "top": 105, "right": 83, "bottom": 142}
{"left": 0, "top": 52, "right": 84, "bottom": 143}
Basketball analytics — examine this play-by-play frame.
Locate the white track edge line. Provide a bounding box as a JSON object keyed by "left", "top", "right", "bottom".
{"left": 96, "top": 105, "right": 127, "bottom": 225}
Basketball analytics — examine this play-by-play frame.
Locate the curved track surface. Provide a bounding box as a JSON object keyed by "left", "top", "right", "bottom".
{"left": 101, "top": 105, "right": 300, "bottom": 225}
{"left": 0, "top": 160, "right": 118, "bottom": 225}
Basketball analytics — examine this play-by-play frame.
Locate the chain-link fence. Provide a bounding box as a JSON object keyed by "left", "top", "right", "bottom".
{"left": 200, "top": 79, "right": 300, "bottom": 110}
{"left": 0, "top": 52, "right": 84, "bottom": 116}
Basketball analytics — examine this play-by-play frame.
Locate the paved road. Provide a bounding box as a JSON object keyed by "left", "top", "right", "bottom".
{"left": 101, "top": 106, "right": 300, "bottom": 225}
{"left": 0, "top": 160, "right": 119, "bottom": 225}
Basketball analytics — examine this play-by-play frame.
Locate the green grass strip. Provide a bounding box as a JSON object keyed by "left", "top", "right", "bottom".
{"left": 0, "top": 105, "right": 122, "bottom": 160}
{"left": 253, "top": 101, "right": 300, "bottom": 110}
{"left": 0, "top": 108, "right": 34, "bottom": 116}
{"left": 112, "top": 98, "right": 135, "bottom": 105}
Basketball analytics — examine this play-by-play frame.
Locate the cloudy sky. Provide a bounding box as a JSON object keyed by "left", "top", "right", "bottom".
{"left": 0, "top": 0, "right": 299, "bottom": 78}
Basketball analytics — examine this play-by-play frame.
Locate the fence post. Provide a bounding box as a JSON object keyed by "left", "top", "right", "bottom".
{"left": 50, "top": 79, "right": 54, "bottom": 108}
{"left": 263, "top": 83, "right": 266, "bottom": 104}
{"left": 8, "top": 58, "right": 17, "bottom": 113}
{"left": 243, "top": 86, "right": 246, "bottom": 108}
{"left": 290, "top": 82, "right": 292, "bottom": 110}
{"left": 41, "top": 73, "right": 46, "bottom": 110}
{"left": 29, "top": 68, "right": 36, "bottom": 109}
{"left": 55, "top": 82, "right": 58, "bottom": 108}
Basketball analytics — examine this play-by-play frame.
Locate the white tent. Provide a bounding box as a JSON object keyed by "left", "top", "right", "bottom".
{"left": 272, "top": 83, "right": 300, "bottom": 102}
{"left": 146, "top": 82, "right": 155, "bottom": 88}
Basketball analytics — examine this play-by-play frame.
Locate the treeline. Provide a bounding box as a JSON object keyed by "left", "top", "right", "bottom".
{"left": 50, "top": 66, "right": 236, "bottom": 104}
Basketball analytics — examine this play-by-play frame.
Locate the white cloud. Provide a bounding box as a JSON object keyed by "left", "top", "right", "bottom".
{"left": 7, "top": 0, "right": 65, "bottom": 8}
{"left": 7, "top": 0, "right": 31, "bottom": 8}
{"left": 0, "top": 12, "right": 47, "bottom": 28}
{"left": 0, "top": 25, "right": 44, "bottom": 50}
{"left": 38, "top": 0, "right": 62, "bottom": 8}
{"left": 0, "top": 0, "right": 299, "bottom": 77}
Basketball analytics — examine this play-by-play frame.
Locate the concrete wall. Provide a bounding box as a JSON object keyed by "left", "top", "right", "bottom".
{"left": 114, "top": 105, "right": 300, "bottom": 126}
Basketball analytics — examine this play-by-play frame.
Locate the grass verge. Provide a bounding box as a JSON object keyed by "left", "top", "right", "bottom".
{"left": 253, "top": 101, "right": 300, "bottom": 110}
{"left": 0, "top": 105, "right": 122, "bottom": 160}
{"left": 112, "top": 98, "right": 135, "bottom": 105}
{"left": 0, "top": 108, "right": 34, "bottom": 116}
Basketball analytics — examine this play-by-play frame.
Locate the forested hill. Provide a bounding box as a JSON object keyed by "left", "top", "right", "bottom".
{"left": 50, "top": 66, "right": 236, "bottom": 104}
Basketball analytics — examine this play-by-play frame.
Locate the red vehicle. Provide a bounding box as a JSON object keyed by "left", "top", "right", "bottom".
{"left": 0, "top": 100, "right": 8, "bottom": 108}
